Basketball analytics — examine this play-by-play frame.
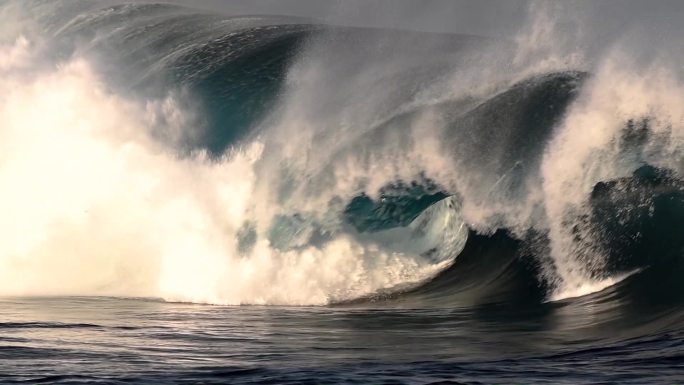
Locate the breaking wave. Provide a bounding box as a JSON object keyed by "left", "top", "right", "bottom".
{"left": 2, "top": 1, "right": 684, "bottom": 309}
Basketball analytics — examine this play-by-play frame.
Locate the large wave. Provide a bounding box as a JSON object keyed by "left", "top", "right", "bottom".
{"left": 1, "top": 1, "right": 684, "bottom": 307}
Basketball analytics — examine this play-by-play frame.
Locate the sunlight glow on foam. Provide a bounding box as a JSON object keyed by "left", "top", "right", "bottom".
{"left": 0, "top": 37, "right": 454, "bottom": 305}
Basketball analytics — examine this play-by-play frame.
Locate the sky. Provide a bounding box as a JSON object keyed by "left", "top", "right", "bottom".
{"left": 136, "top": 0, "right": 529, "bottom": 36}
{"left": 144, "top": 0, "right": 684, "bottom": 40}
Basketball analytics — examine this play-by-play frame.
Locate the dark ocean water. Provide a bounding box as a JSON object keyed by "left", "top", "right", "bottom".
{"left": 2, "top": 1, "right": 684, "bottom": 384}
{"left": 1, "top": 296, "right": 683, "bottom": 384}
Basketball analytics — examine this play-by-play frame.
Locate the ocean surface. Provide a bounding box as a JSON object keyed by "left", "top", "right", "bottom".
{"left": 1, "top": 1, "right": 684, "bottom": 383}
{"left": 2, "top": 296, "right": 683, "bottom": 384}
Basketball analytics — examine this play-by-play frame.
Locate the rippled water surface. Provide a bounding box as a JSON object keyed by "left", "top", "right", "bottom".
{"left": 1, "top": 297, "right": 682, "bottom": 384}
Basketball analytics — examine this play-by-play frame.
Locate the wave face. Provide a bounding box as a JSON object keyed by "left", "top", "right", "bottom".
{"left": 1, "top": 0, "right": 684, "bottom": 320}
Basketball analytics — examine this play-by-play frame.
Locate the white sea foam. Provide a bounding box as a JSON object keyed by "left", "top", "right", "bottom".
{"left": 0, "top": 34, "right": 460, "bottom": 305}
